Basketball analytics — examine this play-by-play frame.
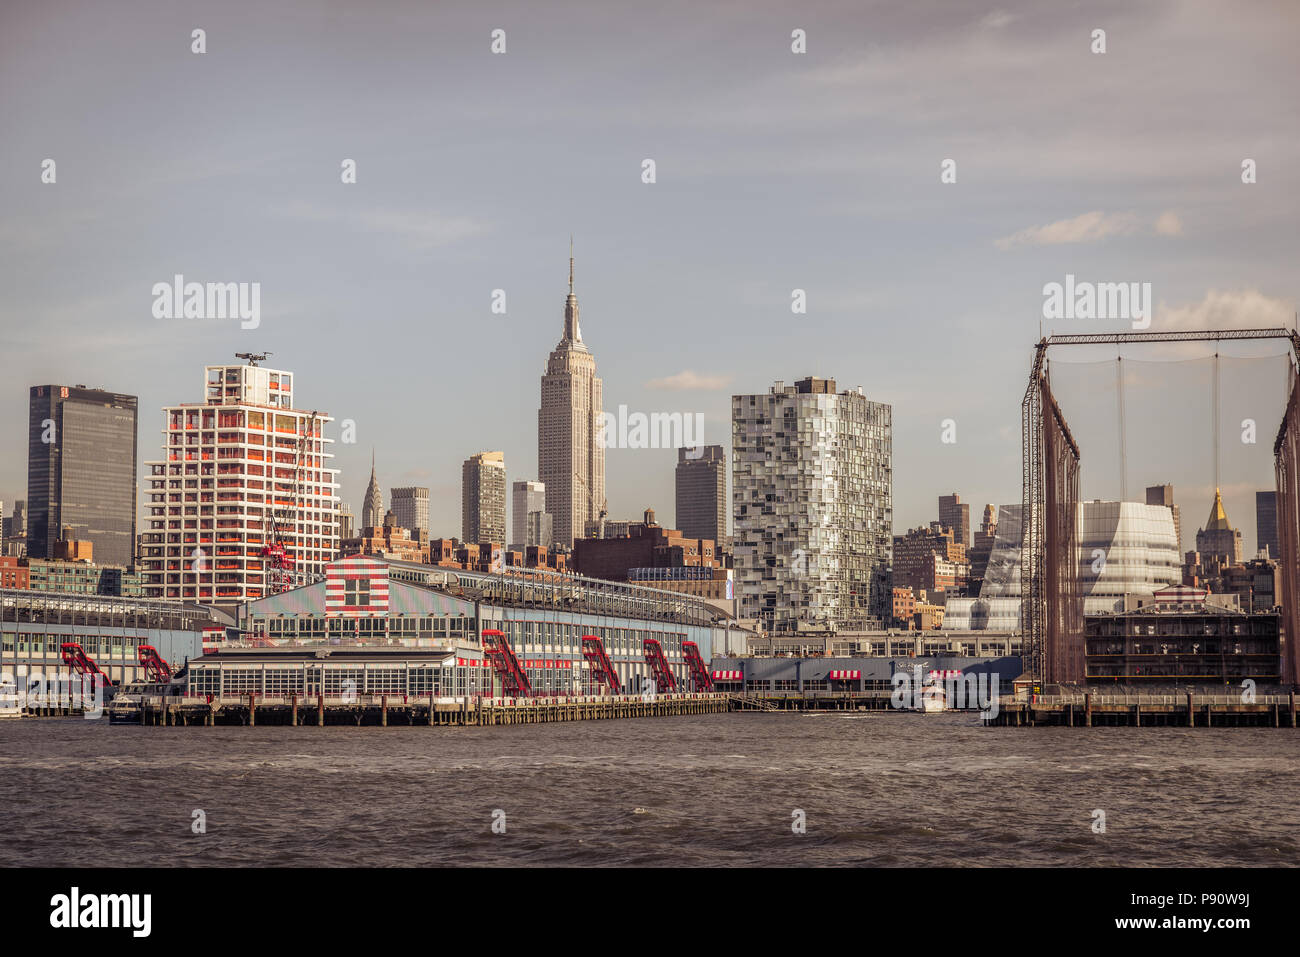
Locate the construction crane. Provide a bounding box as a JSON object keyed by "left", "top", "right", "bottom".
{"left": 261, "top": 410, "right": 320, "bottom": 595}
{"left": 235, "top": 351, "right": 272, "bottom": 366}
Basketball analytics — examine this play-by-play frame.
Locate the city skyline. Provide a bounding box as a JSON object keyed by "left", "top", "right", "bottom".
{"left": 0, "top": 346, "right": 1290, "bottom": 557}
{"left": 3, "top": 0, "right": 1299, "bottom": 893}
{"left": 2, "top": 0, "right": 1296, "bottom": 551}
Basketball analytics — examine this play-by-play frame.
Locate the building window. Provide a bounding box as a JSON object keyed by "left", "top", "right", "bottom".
{"left": 344, "top": 577, "right": 370, "bottom": 607}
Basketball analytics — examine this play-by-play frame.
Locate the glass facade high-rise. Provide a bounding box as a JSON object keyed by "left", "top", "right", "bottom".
{"left": 27, "top": 385, "right": 138, "bottom": 568}
{"left": 732, "top": 377, "right": 893, "bottom": 632}
{"left": 944, "top": 501, "right": 1181, "bottom": 630}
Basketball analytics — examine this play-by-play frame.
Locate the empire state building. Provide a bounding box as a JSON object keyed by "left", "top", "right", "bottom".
{"left": 538, "top": 249, "right": 605, "bottom": 548}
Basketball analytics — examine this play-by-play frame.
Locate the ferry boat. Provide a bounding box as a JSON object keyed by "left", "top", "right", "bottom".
{"left": 106, "top": 670, "right": 187, "bottom": 724}
{"left": 0, "top": 675, "right": 21, "bottom": 718}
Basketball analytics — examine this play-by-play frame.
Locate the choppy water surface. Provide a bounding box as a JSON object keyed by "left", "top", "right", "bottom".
{"left": 2, "top": 713, "right": 1296, "bottom": 866}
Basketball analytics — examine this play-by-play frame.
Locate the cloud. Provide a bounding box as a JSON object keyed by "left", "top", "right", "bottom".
{"left": 996, "top": 210, "right": 1188, "bottom": 249}
{"left": 646, "top": 370, "right": 733, "bottom": 391}
{"left": 995, "top": 211, "right": 1142, "bottom": 250}
{"left": 1157, "top": 289, "right": 1294, "bottom": 331}
{"left": 1154, "top": 210, "right": 1183, "bottom": 236}
{"left": 978, "top": 9, "right": 1017, "bottom": 30}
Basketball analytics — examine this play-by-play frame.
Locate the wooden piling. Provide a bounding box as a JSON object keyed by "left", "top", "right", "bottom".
{"left": 318, "top": 693, "right": 325, "bottom": 726}
{"left": 291, "top": 694, "right": 298, "bottom": 726}
{"left": 1187, "top": 692, "right": 1194, "bottom": 727}
{"left": 381, "top": 695, "right": 387, "bottom": 727}
{"left": 248, "top": 692, "right": 256, "bottom": 727}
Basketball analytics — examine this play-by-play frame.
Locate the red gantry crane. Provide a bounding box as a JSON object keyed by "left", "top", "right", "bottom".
{"left": 681, "top": 641, "right": 713, "bottom": 692}
{"left": 581, "top": 635, "right": 622, "bottom": 695}
{"left": 480, "top": 629, "right": 533, "bottom": 697}
{"left": 136, "top": 644, "right": 173, "bottom": 683}
{"left": 641, "top": 637, "right": 677, "bottom": 694}
{"left": 262, "top": 409, "right": 320, "bottom": 595}
{"left": 60, "top": 642, "right": 114, "bottom": 694}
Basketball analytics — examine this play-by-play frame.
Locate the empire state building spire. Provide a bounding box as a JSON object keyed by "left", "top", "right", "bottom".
{"left": 563, "top": 237, "right": 582, "bottom": 343}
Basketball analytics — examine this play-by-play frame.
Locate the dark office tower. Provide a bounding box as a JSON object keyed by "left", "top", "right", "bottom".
{"left": 1145, "top": 484, "right": 1182, "bottom": 552}
{"left": 938, "top": 493, "right": 970, "bottom": 549}
{"left": 27, "top": 385, "right": 138, "bottom": 568}
{"left": 1256, "top": 490, "right": 1279, "bottom": 559}
{"left": 676, "top": 445, "right": 726, "bottom": 544}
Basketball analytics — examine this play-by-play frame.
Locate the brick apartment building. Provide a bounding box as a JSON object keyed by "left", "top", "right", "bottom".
{"left": 571, "top": 508, "right": 719, "bottom": 581}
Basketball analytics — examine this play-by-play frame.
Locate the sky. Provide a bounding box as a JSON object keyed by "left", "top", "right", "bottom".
{"left": 1, "top": 0, "right": 1297, "bottom": 553}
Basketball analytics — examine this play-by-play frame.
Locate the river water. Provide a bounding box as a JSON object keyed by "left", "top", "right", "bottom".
{"left": 3, "top": 712, "right": 1295, "bottom": 867}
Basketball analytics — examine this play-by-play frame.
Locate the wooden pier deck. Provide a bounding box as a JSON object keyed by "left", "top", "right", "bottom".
{"left": 987, "top": 690, "right": 1300, "bottom": 728}
{"left": 115, "top": 691, "right": 731, "bottom": 727}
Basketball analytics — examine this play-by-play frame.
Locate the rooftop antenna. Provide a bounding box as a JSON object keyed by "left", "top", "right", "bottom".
{"left": 235, "top": 352, "right": 271, "bottom": 367}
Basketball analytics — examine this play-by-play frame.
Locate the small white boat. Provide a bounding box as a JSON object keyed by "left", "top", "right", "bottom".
{"left": 919, "top": 683, "right": 947, "bottom": 713}
{"left": 0, "top": 675, "right": 22, "bottom": 718}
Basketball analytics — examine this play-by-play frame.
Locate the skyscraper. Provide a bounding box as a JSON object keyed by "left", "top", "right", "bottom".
{"left": 391, "top": 486, "right": 430, "bottom": 538}
{"left": 511, "top": 480, "right": 548, "bottom": 549}
{"left": 463, "top": 451, "right": 507, "bottom": 544}
{"left": 1145, "top": 484, "right": 1182, "bottom": 552}
{"left": 675, "top": 445, "right": 726, "bottom": 545}
{"left": 361, "top": 454, "right": 383, "bottom": 529}
{"left": 938, "top": 493, "right": 970, "bottom": 549}
{"left": 27, "top": 385, "right": 138, "bottom": 568}
{"left": 969, "top": 504, "right": 997, "bottom": 580}
{"left": 526, "top": 511, "right": 554, "bottom": 551}
{"left": 732, "top": 377, "right": 892, "bottom": 632}
{"left": 2, "top": 501, "right": 27, "bottom": 557}
{"left": 140, "top": 361, "right": 339, "bottom": 602}
{"left": 538, "top": 249, "right": 605, "bottom": 548}
{"left": 337, "top": 502, "right": 355, "bottom": 544}
{"left": 1256, "top": 490, "right": 1278, "bottom": 559}
{"left": 1195, "top": 488, "right": 1243, "bottom": 565}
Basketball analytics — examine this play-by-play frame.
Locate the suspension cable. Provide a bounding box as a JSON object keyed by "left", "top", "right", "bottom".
{"left": 1213, "top": 351, "right": 1221, "bottom": 491}
{"left": 1116, "top": 354, "right": 1127, "bottom": 502}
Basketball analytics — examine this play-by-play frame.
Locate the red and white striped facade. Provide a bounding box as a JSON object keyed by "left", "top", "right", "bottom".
{"left": 326, "top": 555, "right": 390, "bottom": 616}
{"left": 141, "top": 363, "right": 339, "bottom": 603}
